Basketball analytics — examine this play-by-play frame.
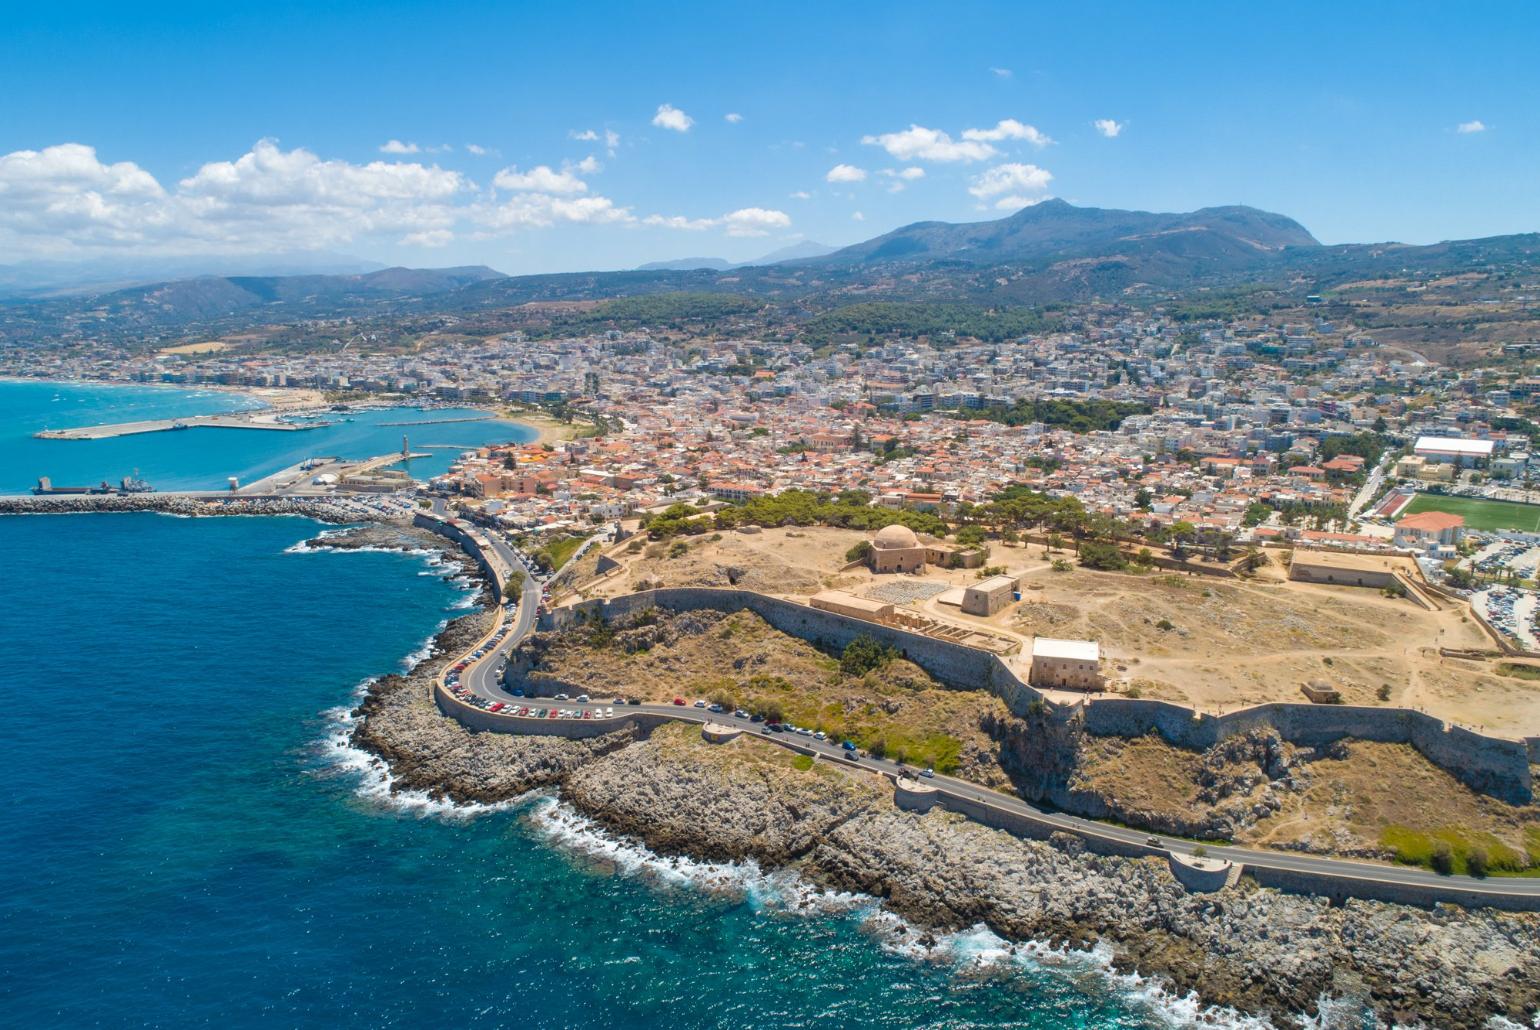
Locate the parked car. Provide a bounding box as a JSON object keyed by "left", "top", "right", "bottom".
{"left": 672, "top": 697, "right": 686, "bottom": 706}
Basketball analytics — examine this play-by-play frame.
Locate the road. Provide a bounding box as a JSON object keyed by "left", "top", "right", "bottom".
{"left": 423, "top": 499, "right": 1540, "bottom": 906}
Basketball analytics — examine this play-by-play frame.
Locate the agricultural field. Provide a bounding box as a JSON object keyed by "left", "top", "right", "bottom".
{"left": 1400, "top": 492, "right": 1540, "bottom": 533}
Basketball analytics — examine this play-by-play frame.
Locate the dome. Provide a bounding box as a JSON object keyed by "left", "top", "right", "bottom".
{"left": 872, "top": 525, "right": 921, "bottom": 550}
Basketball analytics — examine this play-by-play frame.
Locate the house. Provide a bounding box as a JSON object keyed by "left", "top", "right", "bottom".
{"left": 1393, "top": 510, "right": 1466, "bottom": 549}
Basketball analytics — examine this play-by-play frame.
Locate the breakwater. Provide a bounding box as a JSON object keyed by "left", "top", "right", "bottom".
{"left": 34, "top": 413, "right": 318, "bottom": 439}
{"left": 0, "top": 493, "right": 372, "bottom": 523}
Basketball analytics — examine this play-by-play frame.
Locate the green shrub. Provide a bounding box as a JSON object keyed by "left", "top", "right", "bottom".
{"left": 840, "top": 635, "right": 898, "bottom": 677}
{"left": 791, "top": 754, "right": 814, "bottom": 772}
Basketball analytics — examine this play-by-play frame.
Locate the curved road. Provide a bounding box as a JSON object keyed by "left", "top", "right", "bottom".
{"left": 424, "top": 500, "right": 1540, "bottom": 907}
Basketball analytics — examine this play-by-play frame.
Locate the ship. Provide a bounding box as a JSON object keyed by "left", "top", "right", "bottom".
{"left": 32, "top": 473, "right": 157, "bottom": 495}
{"left": 119, "top": 472, "right": 156, "bottom": 493}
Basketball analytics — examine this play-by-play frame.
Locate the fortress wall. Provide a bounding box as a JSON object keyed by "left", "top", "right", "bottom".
{"left": 539, "top": 588, "right": 1049, "bottom": 717}
{"left": 1082, "top": 698, "right": 1533, "bottom": 804}
{"left": 536, "top": 589, "right": 1534, "bottom": 803}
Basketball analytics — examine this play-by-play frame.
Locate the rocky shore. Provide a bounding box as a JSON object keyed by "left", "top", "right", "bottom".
{"left": 349, "top": 601, "right": 1540, "bottom": 1028}
{"left": 0, "top": 493, "right": 370, "bottom": 522}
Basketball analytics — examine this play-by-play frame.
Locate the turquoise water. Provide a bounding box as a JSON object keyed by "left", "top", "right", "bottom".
{"left": 0, "top": 383, "right": 1195, "bottom": 1028}
{"left": 0, "top": 378, "right": 534, "bottom": 493}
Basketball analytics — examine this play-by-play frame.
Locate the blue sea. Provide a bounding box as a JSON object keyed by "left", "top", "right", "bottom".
{"left": 0, "top": 381, "right": 1227, "bottom": 1028}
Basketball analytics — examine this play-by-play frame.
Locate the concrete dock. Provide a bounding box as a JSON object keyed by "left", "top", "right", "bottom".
{"left": 35, "top": 414, "right": 323, "bottom": 440}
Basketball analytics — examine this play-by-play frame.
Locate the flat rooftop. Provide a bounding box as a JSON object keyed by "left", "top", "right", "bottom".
{"left": 1414, "top": 436, "right": 1495, "bottom": 456}
{"left": 1031, "top": 636, "right": 1100, "bottom": 662}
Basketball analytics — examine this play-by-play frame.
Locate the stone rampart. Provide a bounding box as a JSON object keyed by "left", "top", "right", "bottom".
{"left": 538, "top": 588, "right": 1534, "bottom": 803}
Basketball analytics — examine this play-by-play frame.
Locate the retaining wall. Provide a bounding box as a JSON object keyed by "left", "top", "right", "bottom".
{"left": 1244, "top": 864, "right": 1540, "bottom": 912}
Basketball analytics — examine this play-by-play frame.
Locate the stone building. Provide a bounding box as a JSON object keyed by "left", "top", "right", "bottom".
{"left": 962, "top": 574, "right": 1018, "bottom": 616}
{"left": 1028, "top": 637, "right": 1102, "bottom": 690}
{"left": 868, "top": 524, "right": 929, "bottom": 574}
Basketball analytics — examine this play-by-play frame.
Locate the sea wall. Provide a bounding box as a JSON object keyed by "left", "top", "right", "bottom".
{"left": 413, "top": 511, "right": 506, "bottom": 595}
{"left": 541, "top": 588, "right": 1534, "bottom": 803}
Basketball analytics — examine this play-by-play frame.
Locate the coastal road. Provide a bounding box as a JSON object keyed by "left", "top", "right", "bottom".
{"left": 423, "top": 510, "right": 1540, "bottom": 905}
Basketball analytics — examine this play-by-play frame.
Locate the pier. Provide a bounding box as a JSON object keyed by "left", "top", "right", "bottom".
{"left": 377, "top": 415, "right": 494, "bottom": 427}
{"left": 34, "top": 414, "right": 324, "bottom": 440}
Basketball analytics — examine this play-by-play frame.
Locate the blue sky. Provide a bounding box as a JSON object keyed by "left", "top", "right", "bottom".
{"left": 1, "top": 1, "right": 1535, "bottom": 273}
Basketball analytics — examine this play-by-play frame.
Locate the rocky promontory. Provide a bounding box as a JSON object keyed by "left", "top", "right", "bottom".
{"left": 349, "top": 610, "right": 1540, "bottom": 1028}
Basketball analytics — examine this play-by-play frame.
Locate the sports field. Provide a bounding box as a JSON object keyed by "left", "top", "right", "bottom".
{"left": 1401, "top": 492, "right": 1540, "bottom": 532}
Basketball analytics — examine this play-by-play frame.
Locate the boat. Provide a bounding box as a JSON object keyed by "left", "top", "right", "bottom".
{"left": 119, "top": 472, "right": 155, "bottom": 494}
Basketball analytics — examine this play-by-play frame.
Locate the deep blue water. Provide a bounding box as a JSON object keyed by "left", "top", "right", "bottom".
{"left": 0, "top": 378, "right": 534, "bottom": 493}
{"left": 0, "top": 383, "right": 1196, "bottom": 1028}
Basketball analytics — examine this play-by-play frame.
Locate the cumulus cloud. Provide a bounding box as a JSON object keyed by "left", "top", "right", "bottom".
{"left": 379, "top": 139, "right": 421, "bottom": 154}
{"left": 574, "top": 155, "right": 601, "bottom": 174}
{"left": 492, "top": 164, "right": 588, "bottom": 194}
{"left": 877, "top": 166, "right": 925, "bottom": 192}
{"left": 967, "top": 162, "right": 1053, "bottom": 202}
{"left": 0, "top": 139, "right": 652, "bottom": 257}
{"left": 862, "top": 124, "right": 998, "bottom": 163}
{"left": 652, "top": 104, "right": 694, "bottom": 132}
{"left": 1457, "top": 119, "right": 1487, "bottom": 134}
{"left": 851, "top": 211, "right": 865, "bottom": 221}
{"left": 789, "top": 190, "right": 812, "bottom": 200}
{"left": 644, "top": 206, "right": 791, "bottom": 237}
{"left": 990, "top": 67, "right": 1013, "bottom": 78}
{"left": 481, "top": 192, "right": 632, "bottom": 229}
{"left": 570, "top": 129, "right": 599, "bottom": 141}
{"left": 826, "top": 163, "right": 867, "bottom": 183}
{"left": 725, "top": 112, "right": 743, "bottom": 124}
{"left": 465, "top": 143, "right": 490, "bottom": 155}
{"left": 962, "top": 118, "right": 1053, "bottom": 147}
{"left": 1092, "top": 119, "right": 1124, "bottom": 138}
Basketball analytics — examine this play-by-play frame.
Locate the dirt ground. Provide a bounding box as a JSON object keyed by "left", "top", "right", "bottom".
{"left": 1078, "top": 732, "right": 1540, "bottom": 868}
{"left": 570, "top": 529, "right": 1540, "bottom": 736}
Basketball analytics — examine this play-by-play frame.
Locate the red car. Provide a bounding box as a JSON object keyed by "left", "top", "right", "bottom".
{"left": 489, "top": 702, "right": 504, "bottom": 712}
{"left": 672, "top": 697, "right": 686, "bottom": 706}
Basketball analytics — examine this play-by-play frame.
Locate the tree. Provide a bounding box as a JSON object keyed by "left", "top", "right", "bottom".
{"left": 1078, "top": 540, "right": 1129, "bottom": 572}
{"left": 1134, "top": 488, "right": 1153, "bottom": 511}
{"left": 955, "top": 525, "right": 987, "bottom": 546}
{"left": 503, "top": 568, "right": 526, "bottom": 601}
{"left": 841, "top": 635, "right": 897, "bottom": 677}
{"left": 845, "top": 540, "right": 874, "bottom": 564}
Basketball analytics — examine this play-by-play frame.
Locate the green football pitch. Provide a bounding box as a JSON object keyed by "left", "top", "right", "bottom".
{"left": 1400, "top": 493, "right": 1540, "bottom": 533}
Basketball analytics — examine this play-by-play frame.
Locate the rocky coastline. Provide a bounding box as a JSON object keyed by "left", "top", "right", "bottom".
{"left": 0, "top": 493, "right": 371, "bottom": 522}
{"left": 348, "top": 593, "right": 1540, "bottom": 1028}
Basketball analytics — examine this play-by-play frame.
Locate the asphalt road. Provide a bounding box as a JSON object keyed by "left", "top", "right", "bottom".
{"left": 425, "top": 497, "right": 1540, "bottom": 905}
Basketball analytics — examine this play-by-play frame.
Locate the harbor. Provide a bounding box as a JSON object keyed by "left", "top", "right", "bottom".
{"left": 34, "top": 413, "right": 325, "bottom": 440}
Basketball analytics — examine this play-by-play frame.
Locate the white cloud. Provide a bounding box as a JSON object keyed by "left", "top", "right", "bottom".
{"left": 967, "top": 162, "right": 1053, "bottom": 201}
{"left": 570, "top": 129, "right": 620, "bottom": 155}
{"left": 1092, "top": 119, "right": 1124, "bottom": 138}
{"left": 990, "top": 67, "right": 1013, "bottom": 78}
{"left": 0, "top": 138, "right": 651, "bottom": 257}
{"left": 991, "top": 195, "right": 1049, "bottom": 211}
{"left": 962, "top": 119, "right": 1053, "bottom": 147}
{"left": 725, "top": 112, "right": 744, "bottom": 124}
{"left": 379, "top": 139, "right": 421, "bottom": 154}
{"left": 652, "top": 104, "right": 694, "bottom": 132}
{"left": 1457, "top": 119, "right": 1487, "bottom": 134}
{"left": 789, "top": 190, "right": 812, "bottom": 200}
{"left": 574, "top": 155, "right": 601, "bottom": 174}
{"left": 861, "top": 124, "right": 998, "bottom": 163}
{"left": 877, "top": 166, "right": 926, "bottom": 193}
{"left": 644, "top": 206, "right": 791, "bottom": 237}
{"left": 465, "top": 143, "right": 490, "bottom": 156}
{"left": 482, "top": 193, "right": 632, "bottom": 229}
{"left": 492, "top": 164, "right": 587, "bottom": 194}
{"left": 826, "top": 163, "right": 867, "bottom": 183}
{"left": 851, "top": 211, "right": 865, "bottom": 221}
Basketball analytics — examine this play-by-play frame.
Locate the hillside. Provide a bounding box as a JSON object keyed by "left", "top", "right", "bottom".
{"left": 812, "top": 199, "right": 1318, "bottom": 270}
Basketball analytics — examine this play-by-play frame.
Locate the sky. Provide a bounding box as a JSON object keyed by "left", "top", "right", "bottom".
{"left": 1, "top": 0, "right": 1536, "bottom": 275}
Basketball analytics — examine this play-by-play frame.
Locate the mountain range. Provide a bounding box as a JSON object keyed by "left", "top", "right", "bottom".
{"left": 4, "top": 201, "right": 1538, "bottom": 341}
{"left": 635, "top": 240, "right": 838, "bottom": 272}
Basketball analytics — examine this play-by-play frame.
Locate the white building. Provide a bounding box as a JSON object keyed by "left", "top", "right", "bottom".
{"left": 1413, "top": 436, "right": 1494, "bottom": 468}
